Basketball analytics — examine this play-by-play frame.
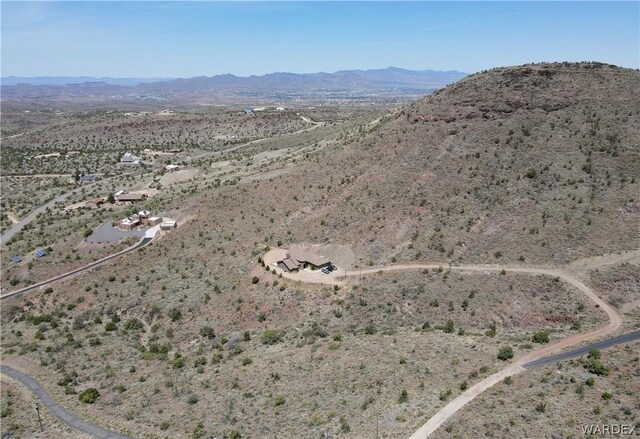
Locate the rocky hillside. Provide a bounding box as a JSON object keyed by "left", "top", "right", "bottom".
{"left": 239, "top": 62, "right": 640, "bottom": 265}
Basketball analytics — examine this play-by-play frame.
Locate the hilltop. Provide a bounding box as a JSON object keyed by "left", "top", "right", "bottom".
{"left": 234, "top": 61, "right": 640, "bottom": 266}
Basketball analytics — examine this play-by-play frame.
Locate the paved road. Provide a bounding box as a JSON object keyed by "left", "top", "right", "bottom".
{"left": 0, "top": 236, "right": 153, "bottom": 302}
{"left": 263, "top": 248, "right": 634, "bottom": 438}
{"left": 523, "top": 330, "right": 640, "bottom": 368}
{"left": 1, "top": 365, "right": 133, "bottom": 439}
{"left": 1, "top": 177, "right": 112, "bottom": 244}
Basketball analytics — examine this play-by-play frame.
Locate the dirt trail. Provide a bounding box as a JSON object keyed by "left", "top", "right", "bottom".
{"left": 262, "top": 249, "right": 637, "bottom": 438}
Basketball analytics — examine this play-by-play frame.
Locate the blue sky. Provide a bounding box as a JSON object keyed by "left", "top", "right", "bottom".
{"left": 2, "top": 1, "right": 639, "bottom": 77}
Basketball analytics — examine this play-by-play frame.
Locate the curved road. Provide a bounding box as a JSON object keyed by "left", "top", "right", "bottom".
{"left": 1, "top": 176, "right": 116, "bottom": 244}
{"left": 263, "top": 249, "right": 634, "bottom": 438}
{"left": 1, "top": 365, "right": 133, "bottom": 439}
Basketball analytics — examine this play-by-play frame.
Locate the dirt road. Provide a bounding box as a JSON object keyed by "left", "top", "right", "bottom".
{"left": 262, "top": 249, "right": 635, "bottom": 438}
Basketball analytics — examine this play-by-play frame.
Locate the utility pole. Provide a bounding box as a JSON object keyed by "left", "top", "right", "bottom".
{"left": 35, "top": 402, "right": 43, "bottom": 432}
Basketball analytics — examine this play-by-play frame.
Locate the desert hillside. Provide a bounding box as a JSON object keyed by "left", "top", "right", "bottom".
{"left": 1, "top": 62, "right": 638, "bottom": 439}
{"left": 240, "top": 62, "right": 640, "bottom": 266}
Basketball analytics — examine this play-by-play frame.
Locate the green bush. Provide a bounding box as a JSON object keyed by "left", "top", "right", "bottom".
{"left": 261, "top": 329, "right": 282, "bottom": 345}
{"left": 443, "top": 319, "right": 455, "bottom": 333}
{"left": 78, "top": 388, "right": 100, "bottom": 404}
{"left": 398, "top": 389, "right": 408, "bottom": 403}
{"left": 497, "top": 346, "right": 514, "bottom": 361}
{"left": 104, "top": 322, "right": 117, "bottom": 331}
{"left": 364, "top": 323, "right": 377, "bottom": 335}
{"left": 123, "top": 318, "right": 144, "bottom": 331}
{"left": 532, "top": 331, "right": 550, "bottom": 344}
{"left": 169, "top": 308, "right": 182, "bottom": 322}
{"left": 200, "top": 326, "right": 216, "bottom": 339}
{"left": 585, "top": 358, "right": 609, "bottom": 376}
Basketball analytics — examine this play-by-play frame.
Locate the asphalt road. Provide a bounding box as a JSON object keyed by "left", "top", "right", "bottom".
{"left": 1, "top": 365, "right": 133, "bottom": 439}
{"left": 523, "top": 330, "right": 640, "bottom": 368}
{"left": 0, "top": 236, "right": 153, "bottom": 302}
{"left": 1, "top": 179, "right": 105, "bottom": 244}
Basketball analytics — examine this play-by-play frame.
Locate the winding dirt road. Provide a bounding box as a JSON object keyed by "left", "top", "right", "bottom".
{"left": 263, "top": 249, "right": 636, "bottom": 438}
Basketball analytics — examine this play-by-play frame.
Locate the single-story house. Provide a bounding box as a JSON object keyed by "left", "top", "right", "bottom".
{"left": 120, "top": 152, "right": 141, "bottom": 164}
{"left": 138, "top": 210, "right": 150, "bottom": 219}
{"left": 117, "top": 193, "right": 146, "bottom": 203}
{"left": 160, "top": 220, "right": 177, "bottom": 230}
{"left": 278, "top": 250, "right": 331, "bottom": 272}
{"left": 147, "top": 216, "right": 162, "bottom": 226}
{"left": 79, "top": 175, "right": 97, "bottom": 183}
{"left": 164, "top": 164, "right": 179, "bottom": 172}
{"left": 121, "top": 215, "right": 140, "bottom": 230}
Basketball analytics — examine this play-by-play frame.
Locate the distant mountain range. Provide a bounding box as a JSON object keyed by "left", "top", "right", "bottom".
{"left": 1, "top": 76, "right": 173, "bottom": 86}
{"left": 1, "top": 67, "right": 468, "bottom": 108}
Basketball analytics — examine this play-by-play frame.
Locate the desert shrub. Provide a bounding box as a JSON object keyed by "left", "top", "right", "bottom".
{"left": 588, "top": 349, "right": 601, "bottom": 360}
{"left": 169, "top": 308, "right": 182, "bottom": 322}
{"left": 532, "top": 331, "right": 550, "bottom": 344}
{"left": 497, "top": 346, "right": 514, "bottom": 361}
{"left": 585, "top": 359, "right": 609, "bottom": 376}
{"left": 274, "top": 395, "right": 286, "bottom": 406}
{"left": 200, "top": 326, "right": 215, "bottom": 339}
{"left": 261, "top": 329, "right": 282, "bottom": 345}
{"left": 398, "top": 389, "right": 408, "bottom": 403}
{"left": 124, "top": 318, "right": 144, "bottom": 331}
{"left": 78, "top": 388, "right": 100, "bottom": 404}
{"left": 104, "top": 322, "right": 117, "bottom": 331}
{"left": 364, "top": 323, "right": 377, "bottom": 335}
{"left": 339, "top": 416, "right": 350, "bottom": 433}
{"left": 443, "top": 319, "right": 455, "bottom": 333}
{"left": 172, "top": 354, "right": 185, "bottom": 369}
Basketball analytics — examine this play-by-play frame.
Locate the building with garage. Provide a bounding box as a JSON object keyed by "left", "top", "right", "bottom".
{"left": 277, "top": 250, "right": 331, "bottom": 272}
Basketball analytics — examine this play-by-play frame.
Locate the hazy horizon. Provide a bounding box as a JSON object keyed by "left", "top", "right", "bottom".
{"left": 2, "top": 2, "right": 638, "bottom": 78}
